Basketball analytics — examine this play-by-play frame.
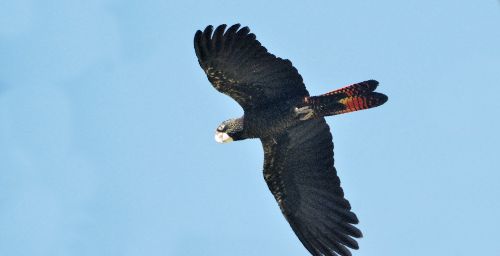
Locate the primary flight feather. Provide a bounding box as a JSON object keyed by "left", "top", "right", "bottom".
{"left": 194, "top": 24, "right": 387, "bottom": 256}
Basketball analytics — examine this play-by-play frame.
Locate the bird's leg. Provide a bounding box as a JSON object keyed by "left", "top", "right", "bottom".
{"left": 294, "top": 106, "right": 315, "bottom": 121}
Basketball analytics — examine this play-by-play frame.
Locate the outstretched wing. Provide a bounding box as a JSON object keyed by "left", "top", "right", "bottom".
{"left": 194, "top": 24, "right": 309, "bottom": 110}
{"left": 262, "top": 119, "right": 361, "bottom": 256}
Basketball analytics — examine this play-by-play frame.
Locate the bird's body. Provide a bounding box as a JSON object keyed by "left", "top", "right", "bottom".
{"left": 194, "top": 24, "right": 387, "bottom": 256}
{"left": 243, "top": 98, "right": 302, "bottom": 138}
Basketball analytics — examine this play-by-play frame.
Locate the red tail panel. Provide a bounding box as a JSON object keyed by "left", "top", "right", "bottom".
{"left": 297, "top": 80, "right": 387, "bottom": 118}
{"left": 334, "top": 93, "right": 387, "bottom": 115}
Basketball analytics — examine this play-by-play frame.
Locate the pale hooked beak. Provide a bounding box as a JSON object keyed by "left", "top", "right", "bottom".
{"left": 215, "top": 131, "right": 233, "bottom": 143}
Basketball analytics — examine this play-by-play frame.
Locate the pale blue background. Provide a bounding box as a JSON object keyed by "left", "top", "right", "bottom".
{"left": 1, "top": 1, "right": 499, "bottom": 255}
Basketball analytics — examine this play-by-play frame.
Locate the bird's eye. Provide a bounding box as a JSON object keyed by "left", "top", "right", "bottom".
{"left": 217, "top": 124, "right": 226, "bottom": 132}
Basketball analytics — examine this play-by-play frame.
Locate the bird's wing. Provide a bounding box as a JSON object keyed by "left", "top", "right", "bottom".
{"left": 194, "top": 24, "right": 309, "bottom": 111}
{"left": 261, "top": 119, "right": 361, "bottom": 256}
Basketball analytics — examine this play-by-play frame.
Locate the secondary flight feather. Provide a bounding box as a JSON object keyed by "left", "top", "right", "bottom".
{"left": 194, "top": 24, "right": 387, "bottom": 256}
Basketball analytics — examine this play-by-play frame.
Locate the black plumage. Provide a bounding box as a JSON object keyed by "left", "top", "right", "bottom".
{"left": 194, "top": 24, "right": 387, "bottom": 256}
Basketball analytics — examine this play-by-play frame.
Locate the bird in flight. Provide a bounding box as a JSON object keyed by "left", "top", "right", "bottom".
{"left": 194, "top": 24, "right": 387, "bottom": 256}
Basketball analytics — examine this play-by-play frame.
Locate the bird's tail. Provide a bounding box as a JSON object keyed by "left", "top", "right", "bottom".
{"left": 295, "top": 80, "right": 388, "bottom": 120}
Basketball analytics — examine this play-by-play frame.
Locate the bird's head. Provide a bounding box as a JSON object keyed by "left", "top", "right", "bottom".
{"left": 215, "top": 118, "right": 244, "bottom": 143}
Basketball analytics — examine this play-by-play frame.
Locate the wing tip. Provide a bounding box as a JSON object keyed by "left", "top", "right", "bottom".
{"left": 203, "top": 24, "right": 214, "bottom": 34}
{"left": 194, "top": 23, "right": 246, "bottom": 52}
{"left": 193, "top": 30, "right": 203, "bottom": 60}
{"left": 344, "top": 222, "right": 363, "bottom": 238}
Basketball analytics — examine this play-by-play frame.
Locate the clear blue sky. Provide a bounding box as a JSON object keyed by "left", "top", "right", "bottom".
{"left": 1, "top": 1, "right": 499, "bottom": 255}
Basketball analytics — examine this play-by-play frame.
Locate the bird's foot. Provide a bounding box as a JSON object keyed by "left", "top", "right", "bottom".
{"left": 295, "top": 106, "right": 315, "bottom": 121}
